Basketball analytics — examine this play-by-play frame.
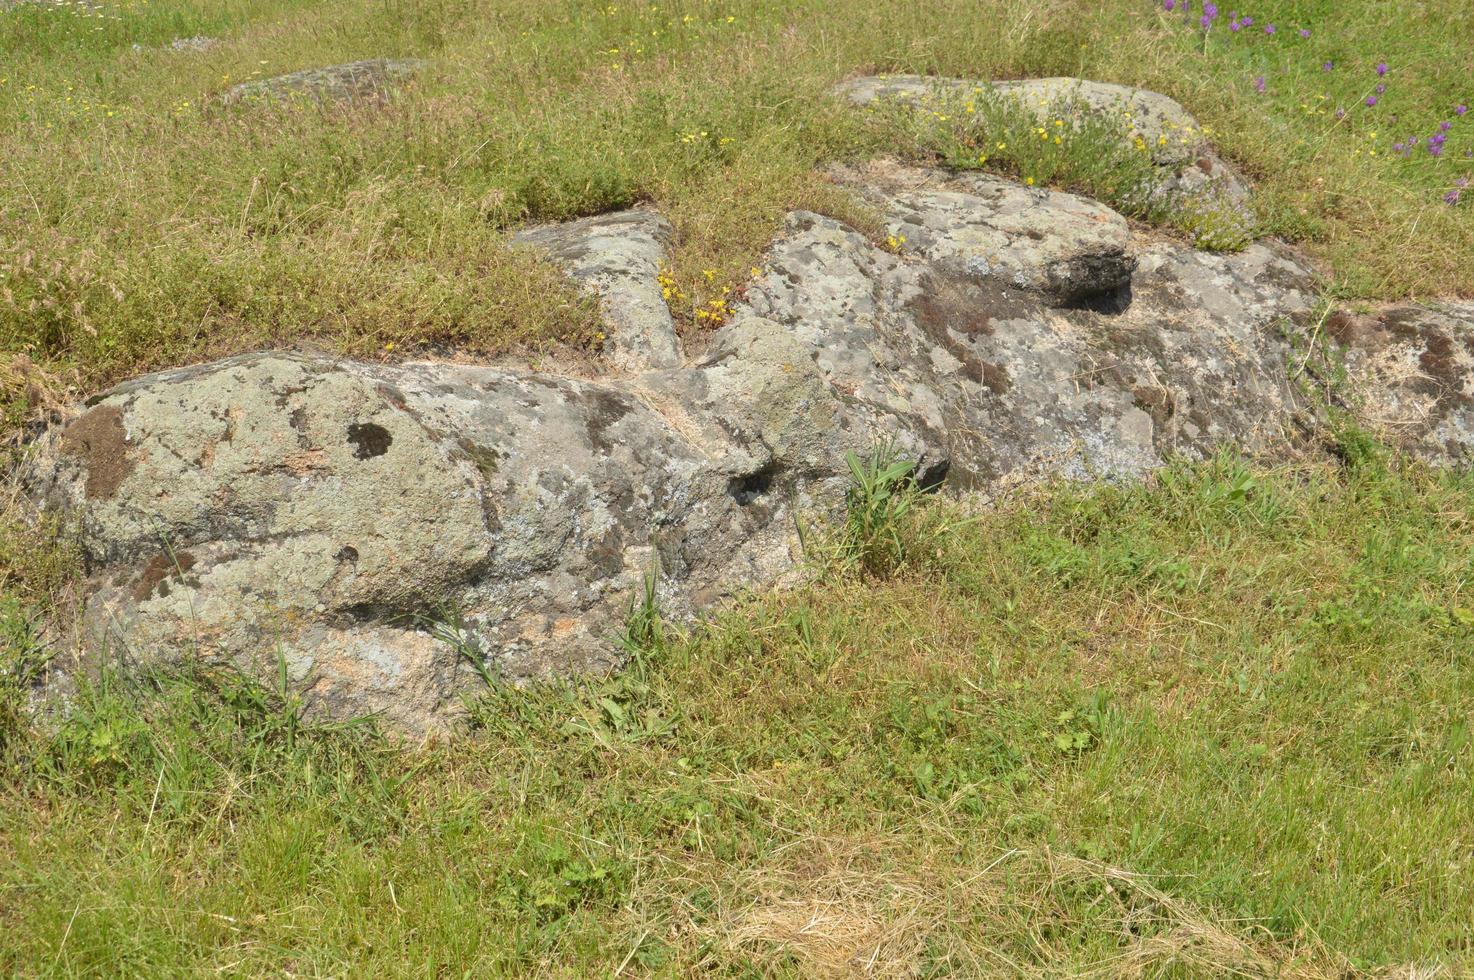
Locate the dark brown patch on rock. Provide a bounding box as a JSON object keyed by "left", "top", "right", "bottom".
{"left": 979, "top": 360, "right": 1012, "bottom": 395}
{"left": 1383, "top": 307, "right": 1425, "bottom": 342}
{"left": 133, "top": 550, "right": 197, "bottom": 602}
{"left": 1325, "top": 309, "right": 1361, "bottom": 345}
{"left": 905, "top": 272, "right": 1032, "bottom": 394}
{"left": 908, "top": 274, "right": 999, "bottom": 339}
{"left": 59, "top": 405, "right": 136, "bottom": 499}
{"left": 347, "top": 422, "right": 392, "bottom": 459}
{"left": 1418, "top": 333, "right": 1463, "bottom": 398}
{"left": 1132, "top": 385, "right": 1175, "bottom": 425}
{"left": 583, "top": 389, "right": 635, "bottom": 452}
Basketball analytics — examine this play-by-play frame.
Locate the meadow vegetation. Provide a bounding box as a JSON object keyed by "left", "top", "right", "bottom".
{"left": 3, "top": 0, "right": 1474, "bottom": 973}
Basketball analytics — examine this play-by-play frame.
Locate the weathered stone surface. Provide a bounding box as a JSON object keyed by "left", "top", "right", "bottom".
{"left": 28, "top": 350, "right": 861, "bottom": 731}
{"left": 31, "top": 156, "right": 1474, "bottom": 732}
{"left": 1330, "top": 302, "right": 1474, "bottom": 466}
{"left": 733, "top": 173, "right": 1318, "bottom": 488}
{"left": 834, "top": 74, "right": 1252, "bottom": 233}
{"left": 222, "top": 59, "right": 425, "bottom": 106}
{"left": 514, "top": 210, "right": 684, "bottom": 371}
{"left": 832, "top": 162, "right": 1135, "bottom": 306}
{"left": 836, "top": 75, "right": 1218, "bottom": 167}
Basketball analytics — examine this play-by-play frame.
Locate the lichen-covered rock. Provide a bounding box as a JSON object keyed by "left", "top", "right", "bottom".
{"left": 42, "top": 161, "right": 1471, "bottom": 733}
{"left": 1330, "top": 302, "right": 1474, "bottom": 466}
{"left": 514, "top": 210, "right": 684, "bottom": 371}
{"left": 222, "top": 59, "right": 425, "bottom": 106}
{"left": 832, "top": 162, "right": 1135, "bottom": 306}
{"left": 27, "top": 351, "right": 883, "bottom": 732}
{"left": 733, "top": 165, "right": 1318, "bottom": 488}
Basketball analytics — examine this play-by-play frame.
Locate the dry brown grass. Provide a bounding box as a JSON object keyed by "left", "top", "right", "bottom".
{"left": 668, "top": 838, "right": 1345, "bottom": 977}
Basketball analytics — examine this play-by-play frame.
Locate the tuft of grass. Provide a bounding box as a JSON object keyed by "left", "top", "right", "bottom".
{"left": 833, "top": 443, "right": 919, "bottom": 578}
{"left": 4, "top": 454, "right": 1473, "bottom": 974}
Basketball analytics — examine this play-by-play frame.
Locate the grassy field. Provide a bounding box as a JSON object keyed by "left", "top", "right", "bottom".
{"left": 4, "top": 451, "right": 1474, "bottom": 975}
{"left": 4, "top": 0, "right": 1474, "bottom": 974}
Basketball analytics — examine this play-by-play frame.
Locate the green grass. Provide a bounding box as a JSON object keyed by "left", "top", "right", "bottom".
{"left": 5, "top": 453, "right": 1473, "bottom": 975}
{"left": 2, "top": 0, "right": 1472, "bottom": 431}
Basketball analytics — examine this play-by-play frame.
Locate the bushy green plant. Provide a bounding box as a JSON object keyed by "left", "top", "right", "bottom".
{"left": 838, "top": 443, "right": 919, "bottom": 577}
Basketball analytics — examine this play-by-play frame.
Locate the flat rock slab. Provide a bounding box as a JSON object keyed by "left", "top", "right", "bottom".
{"left": 23, "top": 155, "right": 1474, "bottom": 733}
{"left": 222, "top": 59, "right": 425, "bottom": 106}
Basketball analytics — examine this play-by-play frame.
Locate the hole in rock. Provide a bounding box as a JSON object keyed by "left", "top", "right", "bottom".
{"left": 347, "top": 422, "right": 393, "bottom": 459}
{"left": 728, "top": 465, "right": 778, "bottom": 505}
{"left": 1062, "top": 281, "right": 1134, "bottom": 316}
{"left": 335, "top": 545, "right": 359, "bottom": 563}
{"left": 915, "top": 459, "right": 950, "bottom": 494}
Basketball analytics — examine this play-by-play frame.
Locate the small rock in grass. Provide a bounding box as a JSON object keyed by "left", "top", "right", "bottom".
{"left": 221, "top": 58, "right": 426, "bottom": 107}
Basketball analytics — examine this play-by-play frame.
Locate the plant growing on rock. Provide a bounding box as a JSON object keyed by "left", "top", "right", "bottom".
{"left": 857, "top": 82, "right": 1253, "bottom": 249}
{"left": 837, "top": 443, "right": 920, "bottom": 579}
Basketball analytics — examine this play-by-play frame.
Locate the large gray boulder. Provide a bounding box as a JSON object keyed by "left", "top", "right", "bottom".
{"left": 26, "top": 353, "right": 871, "bottom": 733}
{"left": 23, "top": 155, "right": 1473, "bottom": 732}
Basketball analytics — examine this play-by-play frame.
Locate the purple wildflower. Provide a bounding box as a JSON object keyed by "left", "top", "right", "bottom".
{"left": 1441, "top": 121, "right": 1453, "bottom": 132}
{"left": 1365, "top": 95, "right": 1378, "bottom": 107}
{"left": 1240, "top": 15, "right": 1252, "bottom": 26}
{"left": 1264, "top": 23, "right": 1276, "bottom": 34}
{"left": 1376, "top": 84, "right": 1386, "bottom": 94}
{"left": 1299, "top": 28, "right": 1311, "bottom": 38}
{"left": 1164, "top": 0, "right": 1175, "bottom": 9}
{"left": 1457, "top": 105, "right": 1469, "bottom": 116}
{"left": 1229, "top": 18, "right": 1242, "bottom": 31}
{"left": 1376, "top": 62, "right": 1388, "bottom": 76}
{"left": 1393, "top": 142, "right": 1405, "bottom": 153}
{"left": 1201, "top": 12, "right": 1213, "bottom": 27}
{"left": 1254, "top": 75, "right": 1266, "bottom": 94}
{"left": 1322, "top": 61, "right": 1334, "bottom": 71}
{"left": 1335, "top": 108, "right": 1346, "bottom": 120}
{"left": 1203, "top": 1, "right": 1217, "bottom": 15}
{"left": 1448, "top": 190, "right": 1463, "bottom": 205}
